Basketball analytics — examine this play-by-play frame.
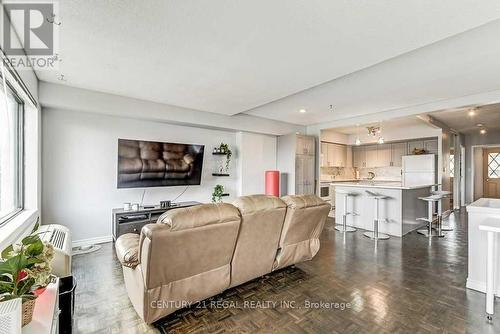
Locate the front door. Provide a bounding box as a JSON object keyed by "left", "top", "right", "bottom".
{"left": 483, "top": 148, "right": 500, "bottom": 198}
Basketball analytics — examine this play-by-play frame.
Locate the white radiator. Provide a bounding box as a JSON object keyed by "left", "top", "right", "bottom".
{"left": 0, "top": 298, "right": 21, "bottom": 334}
{"left": 36, "top": 224, "right": 72, "bottom": 278}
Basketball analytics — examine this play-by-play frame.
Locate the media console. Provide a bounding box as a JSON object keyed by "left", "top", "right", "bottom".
{"left": 112, "top": 201, "right": 201, "bottom": 240}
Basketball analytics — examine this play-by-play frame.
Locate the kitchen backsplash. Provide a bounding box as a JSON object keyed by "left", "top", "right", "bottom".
{"left": 321, "top": 166, "right": 402, "bottom": 181}
{"left": 320, "top": 167, "right": 355, "bottom": 181}
{"left": 358, "top": 166, "right": 402, "bottom": 181}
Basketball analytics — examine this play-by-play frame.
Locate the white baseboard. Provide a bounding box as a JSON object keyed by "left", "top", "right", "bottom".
{"left": 72, "top": 235, "right": 113, "bottom": 248}
{"left": 466, "top": 278, "right": 500, "bottom": 296}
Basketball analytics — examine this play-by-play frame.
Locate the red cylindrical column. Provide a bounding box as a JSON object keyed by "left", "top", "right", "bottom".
{"left": 265, "top": 170, "right": 280, "bottom": 197}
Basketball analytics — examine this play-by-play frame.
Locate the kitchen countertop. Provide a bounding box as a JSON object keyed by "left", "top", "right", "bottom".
{"left": 330, "top": 181, "right": 438, "bottom": 190}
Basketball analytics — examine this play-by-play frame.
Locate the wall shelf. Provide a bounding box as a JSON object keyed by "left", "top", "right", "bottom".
{"left": 212, "top": 173, "right": 230, "bottom": 176}
{"left": 212, "top": 152, "right": 227, "bottom": 156}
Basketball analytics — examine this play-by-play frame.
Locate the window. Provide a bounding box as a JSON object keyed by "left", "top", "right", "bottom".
{"left": 449, "top": 154, "right": 455, "bottom": 178}
{"left": 0, "top": 81, "right": 24, "bottom": 225}
{"left": 488, "top": 152, "right": 500, "bottom": 179}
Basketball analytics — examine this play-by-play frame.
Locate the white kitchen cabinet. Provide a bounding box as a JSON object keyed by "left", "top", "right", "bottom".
{"left": 365, "top": 145, "right": 378, "bottom": 168}
{"left": 391, "top": 142, "right": 407, "bottom": 167}
{"left": 278, "top": 134, "right": 316, "bottom": 196}
{"left": 346, "top": 146, "right": 353, "bottom": 168}
{"left": 353, "top": 146, "right": 366, "bottom": 168}
{"left": 377, "top": 144, "right": 392, "bottom": 167}
{"left": 408, "top": 140, "right": 424, "bottom": 154}
{"left": 322, "top": 142, "right": 347, "bottom": 167}
{"left": 408, "top": 139, "right": 438, "bottom": 155}
{"left": 333, "top": 144, "right": 347, "bottom": 167}
{"left": 326, "top": 143, "right": 335, "bottom": 166}
{"left": 320, "top": 142, "right": 328, "bottom": 167}
{"left": 296, "top": 135, "right": 315, "bottom": 155}
{"left": 424, "top": 139, "right": 438, "bottom": 154}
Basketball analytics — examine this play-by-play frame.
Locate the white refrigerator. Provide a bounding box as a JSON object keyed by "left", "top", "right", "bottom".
{"left": 402, "top": 154, "right": 437, "bottom": 187}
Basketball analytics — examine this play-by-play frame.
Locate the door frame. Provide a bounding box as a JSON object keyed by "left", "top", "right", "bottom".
{"left": 483, "top": 147, "right": 500, "bottom": 198}
{"left": 470, "top": 144, "right": 500, "bottom": 203}
{"left": 460, "top": 145, "right": 466, "bottom": 206}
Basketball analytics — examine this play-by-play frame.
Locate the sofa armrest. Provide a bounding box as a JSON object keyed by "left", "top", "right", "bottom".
{"left": 115, "top": 233, "right": 140, "bottom": 268}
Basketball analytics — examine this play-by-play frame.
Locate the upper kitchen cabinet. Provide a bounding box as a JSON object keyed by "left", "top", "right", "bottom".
{"left": 296, "top": 135, "right": 315, "bottom": 156}
{"left": 321, "top": 142, "right": 348, "bottom": 167}
{"left": 353, "top": 146, "right": 366, "bottom": 168}
{"left": 391, "top": 142, "right": 407, "bottom": 167}
{"left": 407, "top": 138, "right": 438, "bottom": 155}
{"left": 377, "top": 144, "right": 392, "bottom": 167}
{"left": 364, "top": 145, "right": 378, "bottom": 168}
{"left": 333, "top": 144, "right": 347, "bottom": 167}
{"left": 320, "top": 142, "right": 328, "bottom": 166}
{"left": 423, "top": 139, "right": 438, "bottom": 154}
{"left": 278, "top": 134, "right": 316, "bottom": 196}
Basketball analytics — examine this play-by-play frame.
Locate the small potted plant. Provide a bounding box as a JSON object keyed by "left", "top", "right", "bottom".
{"left": 218, "top": 143, "right": 232, "bottom": 173}
{"left": 0, "top": 221, "right": 55, "bottom": 326}
{"left": 212, "top": 184, "right": 225, "bottom": 203}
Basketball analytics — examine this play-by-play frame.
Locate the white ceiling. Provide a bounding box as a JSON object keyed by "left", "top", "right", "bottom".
{"left": 23, "top": 0, "right": 500, "bottom": 120}
{"left": 429, "top": 104, "right": 500, "bottom": 133}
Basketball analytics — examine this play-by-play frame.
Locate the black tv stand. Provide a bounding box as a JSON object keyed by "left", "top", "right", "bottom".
{"left": 112, "top": 201, "right": 201, "bottom": 240}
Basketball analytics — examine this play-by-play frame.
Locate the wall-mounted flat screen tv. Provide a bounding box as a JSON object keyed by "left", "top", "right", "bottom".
{"left": 117, "top": 139, "right": 204, "bottom": 188}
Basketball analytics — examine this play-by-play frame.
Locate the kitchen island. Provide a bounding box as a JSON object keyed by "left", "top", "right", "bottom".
{"left": 332, "top": 181, "right": 436, "bottom": 237}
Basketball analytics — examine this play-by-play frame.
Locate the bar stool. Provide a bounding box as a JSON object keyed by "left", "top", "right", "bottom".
{"left": 478, "top": 218, "right": 500, "bottom": 321}
{"left": 431, "top": 190, "right": 453, "bottom": 231}
{"left": 417, "top": 195, "right": 444, "bottom": 237}
{"left": 364, "top": 191, "right": 390, "bottom": 240}
{"left": 335, "top": 190, "right": 358, "bottom": 233}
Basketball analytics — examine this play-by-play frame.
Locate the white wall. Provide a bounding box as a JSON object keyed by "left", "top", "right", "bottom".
{"left": 236, "top": 132, "right": 277, "bottom": 196}
{"left": 42, "top": 108, "right": 278, "bottom": 244}
{"left": 320, "top": 129, "right": 349, "bottom": 144}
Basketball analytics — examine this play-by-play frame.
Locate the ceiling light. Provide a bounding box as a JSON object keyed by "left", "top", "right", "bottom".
{"left": 480, "top": 129, "right": 487, "bottom": 135}
{"left": 476, "top": 123, "right": 484, "bottom": 127}
{"left": 377, "top": 137, "right": 385, "bottom": 144}
{"left": 355, "top": 137, "right": 361, "bottom": 146}
{"left": 468, "top": 109, "right": 476, "bottom": 117}
{"left": 299, "top": 109, "right": 306, "bottom": 113}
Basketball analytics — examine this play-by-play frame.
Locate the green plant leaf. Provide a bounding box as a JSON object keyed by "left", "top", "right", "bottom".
{"left": 25, "top": 240, "right": 44, "bottom": 257}
{"left": 1, "top": 245, "right": 14, "bottom": 259}
{"left": 0, "top": 256, "right": 23, "bottom": 276}
{"left": 17, "top": 278, "right": 35, "bottom": 296}
{"left": 31, "top": 218, "right": 40, "bottom": 234}
{"left": 21, "top": 235, "right": 40, "bottom": 245}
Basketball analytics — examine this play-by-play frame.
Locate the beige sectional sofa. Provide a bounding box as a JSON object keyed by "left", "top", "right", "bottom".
{"left": 115, "top": 194, "right": 330, "bottom": 324}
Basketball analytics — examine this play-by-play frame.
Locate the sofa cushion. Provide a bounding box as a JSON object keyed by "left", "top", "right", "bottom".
{"left": 115, "top": 233, "right": 140, "bottom": 268}
{"left": 157, "top": 203, "right": 240, "bottom": 231}
{"left": 273, "top": 195, "right": 330, "bottom": 270}
{"left": 232, "top": 194, "right": 286, "bottom": 214}
{"left": 230, "top": 195, "right": 287, "bottom": 287}
{"left": 282, "top": 194, "right": 326, "bottom": 209}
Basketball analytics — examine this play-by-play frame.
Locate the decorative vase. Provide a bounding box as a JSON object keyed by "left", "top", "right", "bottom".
{"left": 22, "top": 299, "right": 36, "bottom": 327}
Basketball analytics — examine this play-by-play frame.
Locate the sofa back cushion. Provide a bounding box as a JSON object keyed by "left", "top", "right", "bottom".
{"left": 140, "top": 203, "right": 241, "bottom": 289}
{"left": 273, "top": 195, "right": 330, "bottom": 270}
{"left": 230, "top": 195, "right": 286, "bottom": 287}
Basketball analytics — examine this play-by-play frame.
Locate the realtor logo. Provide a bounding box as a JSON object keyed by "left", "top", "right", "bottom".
{"left": 2, "top": 1, "right": 59, "bottom": 69}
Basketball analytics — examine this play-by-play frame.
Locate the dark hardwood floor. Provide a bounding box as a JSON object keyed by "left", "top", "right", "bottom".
{"left": 72, "top": 210, "right": 499, "bottom": 333}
